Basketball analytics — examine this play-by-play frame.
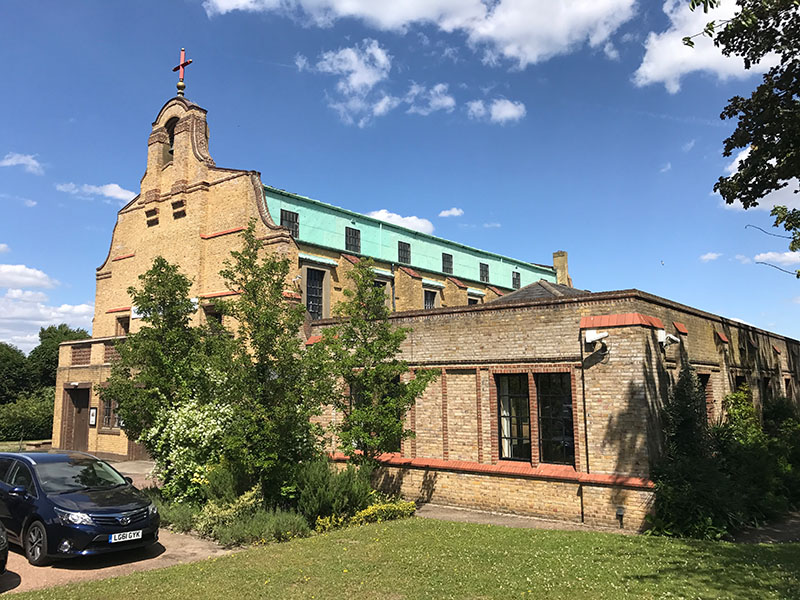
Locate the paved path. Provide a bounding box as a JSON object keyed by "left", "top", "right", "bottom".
{"left": 0, "top": 529, "right": 230, "bottom": 595}
{"left": 733, "top": 511, "right": 800, "bottom": 544}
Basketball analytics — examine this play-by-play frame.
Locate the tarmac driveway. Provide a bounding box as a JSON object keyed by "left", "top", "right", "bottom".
{"left": 0, "top": 529, "right": 230, "bottom": 594}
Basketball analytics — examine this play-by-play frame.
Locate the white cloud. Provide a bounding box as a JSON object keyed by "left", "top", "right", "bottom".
{"left": 298, "top": 39, "right": 399, "bottom": 127}
{"left": 367, "top": 209, "right": 434, "bottom": 234}
{"left": 0, "top": 264, "right": 58, "bottom": 288}
{"left": 0, "top": 152, "right": 44, "bottom": 175}
{"left": 23, "top": 199, "right": 36, "bottom": 207}
{"left": 467, "top": 98, "right": 526, "bottom": 124}
{"left": 56, "top": 182, "right": 136, "bottom": 203}
{"left": 4, "top": 289, "right": 49, "bottom": 303}
{"left": 489, "top": 98, "right": 526, "bottom": 124}
{"left": 720, "top": 148, "right": 800, "bottom": 211}
{"left": 438, "top": 207, "right": 464, "bottom": 217}
{"left": 466, "top": 100, "right": 487, "bottom": 120}
{"left": 660, "top": 162, "right": 672, "bottom": 173}
{"left": 634, "top": 0, "right": 777, "bottom": 94}
{"left": 316, "top": 38, "right": 393, "bottom": 96}
{"left": 483, "top": 222, "right": 501, "bottom": 228}
{"left": 406, "top": 83, "right": 456, "bottom": 116}
{"left": 699, "top": 252, "right": 722, "bottom": 262}
{"left": 0, "top": 244, "right": 8, "bottom": 254}
{"left": 730, "top": 317, "right": 754, "bottom": 326}
{"left": 754, "top": 251, "right": 800, "bottom": 266}
{"left": 603, "top": 41, "right": 619, "bottom": 61}
{"left": 682, "top": 139, "right": 696, "bottom": 152}
{"left": 204, "top": 0, "right": 636, "bottom": 69}
{"left": 794, "top": 297, "right": 800, "bottom": 305}
{"left": 0, "top": 297, "right": 93, "bottom": 354}
{"left": 734, "top": 254, "right": 752, "bottom": 264}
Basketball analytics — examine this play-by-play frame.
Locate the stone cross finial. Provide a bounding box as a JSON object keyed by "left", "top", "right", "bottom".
{"left": 172, "top": 48, "right": 193, "bottom": 97}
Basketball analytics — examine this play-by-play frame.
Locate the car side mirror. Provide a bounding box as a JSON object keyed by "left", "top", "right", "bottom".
{"left": 10, "top": 486, "right": 27, "bottom": 496}
{"left": 124, "top": 477, "right": 133, "bottom": 484}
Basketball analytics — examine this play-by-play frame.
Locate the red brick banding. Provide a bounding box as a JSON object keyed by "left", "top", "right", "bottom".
{"left": 106, "top": 306, "right": 131, "bottom": 314}
{"left": 200, "top": 226, "right": 246, "bottom": 240}
{"left": 111, "top": 253, "right": 135, "bottom": 262}
{"left": 330, "top": 452, "right": 654, "bottom": 490}
{"left": 579, "top": 313, "right": 665, "bottom": 330}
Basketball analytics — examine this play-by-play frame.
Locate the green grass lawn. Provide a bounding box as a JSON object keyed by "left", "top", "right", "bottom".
{"left": 15, "top": 518, "right": 800, "bottom": 600}
{"left": 0, "top": 439, "right": 49, "bottom": 452}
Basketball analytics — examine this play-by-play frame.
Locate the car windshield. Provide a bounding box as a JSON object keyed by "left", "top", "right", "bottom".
{"left": 34, "top": 458, "right": 127, "bottom": 495}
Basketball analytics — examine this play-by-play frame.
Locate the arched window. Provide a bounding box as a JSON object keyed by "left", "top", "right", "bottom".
{"left": 163, "top": 117, "right": 179, "bottom": 163}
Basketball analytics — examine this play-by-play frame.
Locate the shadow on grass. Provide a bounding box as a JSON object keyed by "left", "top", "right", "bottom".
{"left": 623, "top": 539, "right": 800, "bottom": 598}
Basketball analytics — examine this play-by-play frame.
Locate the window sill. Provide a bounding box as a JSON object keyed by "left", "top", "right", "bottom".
{"left": 98, "top": 428, "right": 122, "bottom": 436}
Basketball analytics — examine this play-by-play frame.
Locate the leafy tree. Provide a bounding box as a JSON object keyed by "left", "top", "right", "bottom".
{"left": 686, "top": 0, "right": 800, "bottom": 276}
{"left": 27, "top": 324, "right": 89, "bottom": 387}
{"left": 100, "top": 257, "right": 241, "bottom": 502}
{"left": 322, "top": 258, "right": 438, "bottom": 464}
{"left": 217, "top": 221, "right": 336, "bottom": 501}
{"left": 0, "top": 341, "right": 31, "bottom": 404}
{"left": 650, "top": 365, "right": 732, "bottom": 538}
{"left": 0, "top": 387, "right": 55, "bottom": 442}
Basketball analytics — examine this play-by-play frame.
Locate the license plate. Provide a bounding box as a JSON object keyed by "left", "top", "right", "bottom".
{"left": 109, "top": 530, "right": 142, "bottom": 543}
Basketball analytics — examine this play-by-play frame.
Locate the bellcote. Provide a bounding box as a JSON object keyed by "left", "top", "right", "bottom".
{"left": 140, "top": 97, "right": 215, "bottom": 204}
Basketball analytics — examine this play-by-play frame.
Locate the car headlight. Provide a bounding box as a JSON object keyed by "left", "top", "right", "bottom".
{"left": 148, "top": 503, "right": 158, "bottom": 516}
{"left": 54, "top": 508, "right": 93, "bottom": 526}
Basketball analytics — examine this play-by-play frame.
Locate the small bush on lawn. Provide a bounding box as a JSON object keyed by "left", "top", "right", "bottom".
{"left": 213, "top": 508, "right": 310, "bottom": 546}
{"left": 141, "top": 487, "right": 200, "bottom": 533}
{"left": 197, "top": 484, "right": 263, "bottom": 537}
{"left": 296, "top": 459, "right": 373, "bottom": 525}
{"left": 350, "top": 500, "right": 416, "bottom": 526}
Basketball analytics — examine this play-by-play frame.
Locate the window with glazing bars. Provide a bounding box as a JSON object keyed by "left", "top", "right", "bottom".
{"left": 398, "top": 241, "right": 411, "bottom": 264}
{"left": 480, "top": 262, "right": 489, "bottom": 283}
{"left": 512, "top": 271, "right": 520, "bottom": 290}
{"left": 281, "top": 210, "right": 299, "bottom": 238}
{"left": 497, "top": 374, "right": 531, "bottom": 461}
{"left": 102, "top": 398, "right": 121, "bottom": 429}
{"left": 345, "top": 227, "right": 361, "bottom": 253}
{"left": 535, "top": 373, "right": 574, "bottom": 465}
{"left": 442, "top": 253, "right": 453, "bottom": 274}
{"left": 424, "top": 290, "right": 437, "bottom": 310}
{"left": 306, "top": 268, "right": 324, "bottom": 320}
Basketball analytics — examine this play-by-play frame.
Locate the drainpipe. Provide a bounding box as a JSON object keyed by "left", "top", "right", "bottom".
{"left": 391, "top": 263, "right": 396, "bottom": 312}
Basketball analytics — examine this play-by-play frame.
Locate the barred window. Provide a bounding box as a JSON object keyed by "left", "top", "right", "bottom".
{"left": 512, "top": 272, "right": 520, "bottom": 290}
{"left": 306, "top": 268, "right": 325, "bottom": 320}
{"left": 281, "top": 210, "right": 299, "bottom": 238}
{"left": 424, "top": 290, "right": 437, "bottom": 310}
{"left": 398, "top": 241, "right": 411, "bottom": 264}
{"left": 536, "top": 373, "right": 574, "bottom": 465}
{"left": 442, "top": 253, "right": 453, "bottom": 274}
{"left": 497, "top": 374, "right": 530, "bottom": 461}
{"left": 480, "top": 263, "right": 489, "bottom": 283}
{"left": 345, "top": 227, "right": 361, "bottom": 253}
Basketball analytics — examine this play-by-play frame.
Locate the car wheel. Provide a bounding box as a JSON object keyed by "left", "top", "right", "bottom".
{"left": 24, "top": 521, "right": 50, "bottom": 566}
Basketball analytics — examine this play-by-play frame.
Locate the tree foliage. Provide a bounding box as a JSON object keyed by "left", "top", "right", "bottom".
{"left": 0, "top": 341, "right": 31, "bottom": 404}
{"left": 100, "top": 256, "right": 241, "bottom": 501}
{"left": 690, "top": 0, "right": 800, "bottom": 276}
{"left": 322, "top": 258, "right": 438, "bottom": 464}
{"left": 216, "top": 221, "right": 336, "bottom": 502}
{"left": 27, "top": 324, "right": 89, "bottom": 388}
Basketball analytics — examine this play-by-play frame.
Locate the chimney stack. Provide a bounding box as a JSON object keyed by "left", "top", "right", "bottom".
{"left": 553, "top": 251, "right": 572, "bottom": 287}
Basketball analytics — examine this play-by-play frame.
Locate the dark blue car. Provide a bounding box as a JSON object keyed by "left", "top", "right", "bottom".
{"left": 0, "top": 451, "right": 159, "bottom": 565}
{"left": 0, "top": 521, "right": 7, "bottom": 574}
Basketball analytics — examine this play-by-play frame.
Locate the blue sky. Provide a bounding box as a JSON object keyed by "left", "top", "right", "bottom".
{"left": 1, "top": 0, "right": 798, "bottom": 352}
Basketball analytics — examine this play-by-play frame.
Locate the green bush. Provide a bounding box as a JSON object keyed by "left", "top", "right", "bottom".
{"left": 296, "top": 460, "right": 373, "bottom": 525}
{"left": 213, "top": 508, "right": 310, "bottom": 546}
{"left": 0, "top": 387, "right": 54, "bottom": 441}
{"left": 196, "top": 484, "right": 263, "bottom": 537}
{"left": 140, "top": 487, "right": 200, "bottom": 533}
{"left": 350, "top": 500, "right": 416, "bottom": 526}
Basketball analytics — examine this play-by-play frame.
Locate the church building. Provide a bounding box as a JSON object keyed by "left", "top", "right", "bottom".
{"left": 53, "top": 74, "right": 800, "bottom": 531}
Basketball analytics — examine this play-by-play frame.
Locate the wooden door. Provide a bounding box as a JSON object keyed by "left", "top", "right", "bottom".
{"left": 69, "top": 389, "right": 90, "bottom": 452}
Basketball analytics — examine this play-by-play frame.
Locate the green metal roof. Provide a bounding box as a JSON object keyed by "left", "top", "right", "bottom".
{"left": 264, "top": 184, "right": 556, "bottom": 289}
